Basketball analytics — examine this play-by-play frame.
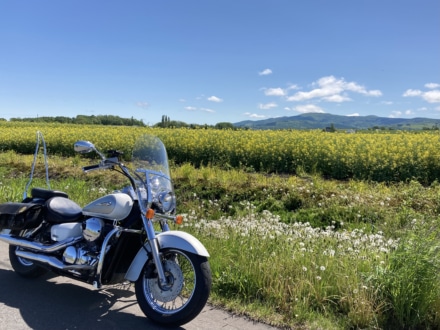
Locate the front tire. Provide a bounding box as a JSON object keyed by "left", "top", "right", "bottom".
{"left": 135, "top": 248, "right": 212, "bottom": 327}
{"left": 9, "top": 230, "right": 48, "bottom": 278}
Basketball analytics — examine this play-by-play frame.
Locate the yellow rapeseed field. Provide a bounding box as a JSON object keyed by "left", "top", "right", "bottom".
{"left": 1, "top": 121, "right": 439, "bottom": 183}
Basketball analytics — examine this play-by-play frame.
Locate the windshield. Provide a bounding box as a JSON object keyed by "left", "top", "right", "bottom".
{"left": 131, "top": 134, "right": 175, "bottom": 214}
{"left": 132, "top": 134, "right": 170, "bottom": 176}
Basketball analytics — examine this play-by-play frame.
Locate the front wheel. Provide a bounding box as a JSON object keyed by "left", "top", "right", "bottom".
{"left": 135, "top": 248, "right": 212, "bottom": 327}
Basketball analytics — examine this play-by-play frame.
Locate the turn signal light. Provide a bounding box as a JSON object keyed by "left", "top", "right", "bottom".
{"left": 146, "top": 208, "right": 155, "bottom": 219}
{"left": 175, "top": 215, "right": 184, "bottom": 225}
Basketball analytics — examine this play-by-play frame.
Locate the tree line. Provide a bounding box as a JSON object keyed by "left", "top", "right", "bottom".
{"left": 154, "top": 115, "right": 236, "bottom": 130}
{"left": 1, "top": 114, "right": 238, "bottom": 130}
{"left": 4, "top": 115, "right": 145, "bottom": 126}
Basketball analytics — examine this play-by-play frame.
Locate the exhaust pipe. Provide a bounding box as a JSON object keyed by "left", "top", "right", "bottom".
{"left": 15, "top": 250, "right": 94, "bottom": 271}
{"left": 0, "top": 234, "right": 83, "bottom": 253}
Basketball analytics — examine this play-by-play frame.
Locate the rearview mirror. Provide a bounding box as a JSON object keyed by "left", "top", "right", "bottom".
{"left": 74, "top": 140, "right": 95, "bottom": 154}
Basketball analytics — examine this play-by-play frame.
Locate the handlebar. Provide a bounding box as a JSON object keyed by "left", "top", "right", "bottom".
{"left": 83, "top": 164, "right": 101, "bottom": 172}
{"left": 82, "top": 157, "right": 119, "bottom": 173}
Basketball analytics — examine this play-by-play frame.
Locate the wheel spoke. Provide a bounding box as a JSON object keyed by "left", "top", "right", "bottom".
{"left": 142, "top": 249, "right": 196, "bottom": 314}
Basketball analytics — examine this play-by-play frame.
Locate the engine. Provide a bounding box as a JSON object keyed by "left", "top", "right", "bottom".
{"left": 63, "top": 245, "right": 95, "bottom": 265}
{"left": 56, "top": 192, "right": 133, "bottom": 268}
{"left": 52, "top": 217, "right": 110, "bottom": 267}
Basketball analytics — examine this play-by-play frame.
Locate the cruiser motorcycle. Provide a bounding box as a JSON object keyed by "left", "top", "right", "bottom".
{"left": 0, "top": 134, "right": 212, "bottom": 327}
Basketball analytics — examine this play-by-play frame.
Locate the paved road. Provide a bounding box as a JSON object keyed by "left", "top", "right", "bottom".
{"left": 0, "top": 242, "right": 279, "bottom": 330}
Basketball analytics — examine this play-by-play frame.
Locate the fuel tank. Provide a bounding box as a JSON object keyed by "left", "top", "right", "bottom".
{"left": 83, "top": 193, "right": 133, "bottom": 221}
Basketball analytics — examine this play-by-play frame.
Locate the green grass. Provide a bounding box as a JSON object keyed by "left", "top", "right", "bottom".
{"left": 1, "top": 152, "right": 439, "bottom": 329}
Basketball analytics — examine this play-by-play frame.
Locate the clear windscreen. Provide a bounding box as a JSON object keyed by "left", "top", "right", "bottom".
{"left": 131, "top": 134, "right": 176, "bottom": 214}
{"left": 132, "top": 134, "right": 171, "bottom": 177}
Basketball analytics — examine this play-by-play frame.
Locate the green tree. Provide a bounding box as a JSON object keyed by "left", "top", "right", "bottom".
{"left": 215, "top": 122, "right": 234, "bottom": 130}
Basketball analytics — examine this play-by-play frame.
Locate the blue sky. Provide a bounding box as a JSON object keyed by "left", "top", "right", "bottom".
{"left": 1, "top": 0, "right": 439, "bottom": 125}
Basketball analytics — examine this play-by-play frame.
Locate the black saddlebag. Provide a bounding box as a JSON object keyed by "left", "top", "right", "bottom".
{"left": 0, "top": 203, "right": 43, "bottom": 230}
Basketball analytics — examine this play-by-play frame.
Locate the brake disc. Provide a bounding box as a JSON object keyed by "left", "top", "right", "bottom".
{"left": 147, "top": 259, "right": 184, "bottom": 302}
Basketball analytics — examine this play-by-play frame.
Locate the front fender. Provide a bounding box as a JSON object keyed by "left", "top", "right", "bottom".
{"left": 125, "top": 231, "right": 209, "bottom": 282}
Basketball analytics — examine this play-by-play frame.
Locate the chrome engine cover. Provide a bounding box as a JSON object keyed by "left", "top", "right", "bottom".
{"left": 83, "top": 193, "right": 133, "bottom": 220}
{"left": 82, "top": 217, "right": 104, "bottom": 242}
{"left": 63, "top": 245, "right": 95, "bottom": 265}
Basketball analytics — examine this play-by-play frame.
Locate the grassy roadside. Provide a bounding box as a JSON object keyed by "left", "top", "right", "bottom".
{"left": 1, "top": 152, "right": 439, "bottom": 329}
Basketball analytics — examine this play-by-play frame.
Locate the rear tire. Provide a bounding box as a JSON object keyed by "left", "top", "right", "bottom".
{"left": 9, "top": 230, "right": 48, "bottom": 278}
{"left": 135, "top": 248, "right": 211, "bottom": 327}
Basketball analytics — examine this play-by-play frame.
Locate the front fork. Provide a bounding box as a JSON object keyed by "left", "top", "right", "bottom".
{"left": 142, "top": 214, "right": 169, "bottom": 288}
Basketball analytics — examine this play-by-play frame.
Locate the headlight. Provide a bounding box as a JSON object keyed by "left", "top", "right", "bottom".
{"left": 148, "top": 174, "right": 176, "bottom": 213}
{"left": 150, "top": 176, "right": 162, "bottom": 192}
{"left": 158, "top": 192, "right": 176, "bottom": 213}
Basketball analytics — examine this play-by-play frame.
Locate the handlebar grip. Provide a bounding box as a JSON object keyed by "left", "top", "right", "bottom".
{"left": 83, "top": 164, "right": 100, "bottom": 172}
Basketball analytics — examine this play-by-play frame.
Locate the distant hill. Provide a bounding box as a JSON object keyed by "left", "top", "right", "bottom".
{"left": 233, "top": 113, "right": 440, "bottom": 130}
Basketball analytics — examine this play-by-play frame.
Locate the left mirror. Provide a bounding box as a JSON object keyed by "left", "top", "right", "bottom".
{"left": 74, "top": 140, "right": 95, "bottom": 154}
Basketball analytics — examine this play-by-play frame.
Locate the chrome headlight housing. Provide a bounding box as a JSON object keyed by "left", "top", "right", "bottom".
{"left": 149, "top": 174, "right": 176, "bottom": 214}
{"left": 158, "top": 191, "right": 176, "bottom": 213}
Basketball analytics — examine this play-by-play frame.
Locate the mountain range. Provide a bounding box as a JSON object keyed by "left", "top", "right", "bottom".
{"left": 233, "top": 113, "right": 440, "bottom": 130}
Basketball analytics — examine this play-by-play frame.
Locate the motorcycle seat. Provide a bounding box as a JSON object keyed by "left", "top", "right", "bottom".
{"left": 45, "top": 197, "right": 82, "bottom": 223}
{"left": 31, "top": 188, "right": 69, "bottom": 200}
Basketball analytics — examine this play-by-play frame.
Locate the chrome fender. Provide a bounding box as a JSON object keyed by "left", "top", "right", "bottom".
{"left": 125, "top": 231, "right": 209, "bottom": 282}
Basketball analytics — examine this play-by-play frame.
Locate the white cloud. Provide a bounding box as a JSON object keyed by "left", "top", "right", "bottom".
{"left": 347, "top": 113, "right": 360, "bottom": 117}
{"left": 365, "top": 90, "right": 382, "bottom": 96}
{"left": 258, "top": 68, "right": 272, "bottom": 76}
{"left": 344, "top": 81, "right": 382, "bottom": 96}
{"left": 405, "top": 110, "right": 413, "bottom": 115}
{"left": 287, "top": 76, "right": 382, "bottom": 102}
{"left": 425, "top": 83, "right": 440, "bottom": 89}
{"left": 200, "top": 108, "right": 215, "bottom": 113}
{"left": 258, "top": 102, "right": 278, "bottom": 110}
{"left": 244, "top": 112, "right": 266, "bottom": 118}
{"left": 323, "top": 94, "right": 351, "bottom": 102}
{"left": 185, "top": 106, "right": 215, "bottom": 113}
{"left": 424, "top": 90, "right": 440, "bottom": 103}
{"left": 287, "top": 91, "right": 322, "bottom": 102}
{"left": 389, "top": 111, "right": 402, "bottom": 118}
{"left": 403, "top": 89, "right": 423, "bottom": 97}
{"left": 136, "top": 101, "right": 149, "bottom": 109}
{"left": 264, "top": 88, "right": 286, "bottom": 96}
{"left": 403, "top": 87, "right": 440, "bottom": 103}
{"left": 294, "top": 104, "right": 325, "bottom": 113}
{"left": 207, "top": 95, "right": 223, "bottom": 102}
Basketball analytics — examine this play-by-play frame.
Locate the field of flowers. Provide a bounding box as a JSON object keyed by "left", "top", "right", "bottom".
{"left": 1, "top": 121, "right": 439, "bottom": 183}
{"left": 1, "top": 122, "right": 440, "bottom": 329}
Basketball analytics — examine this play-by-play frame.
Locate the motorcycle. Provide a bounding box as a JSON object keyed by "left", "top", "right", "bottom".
{"left": 0, "top": 134, "right": 212, "bottom": 327}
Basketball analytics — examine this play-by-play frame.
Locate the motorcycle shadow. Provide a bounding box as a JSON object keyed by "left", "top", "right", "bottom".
{"left": 0, "top": 268, "right": 186, "bottom": 330}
